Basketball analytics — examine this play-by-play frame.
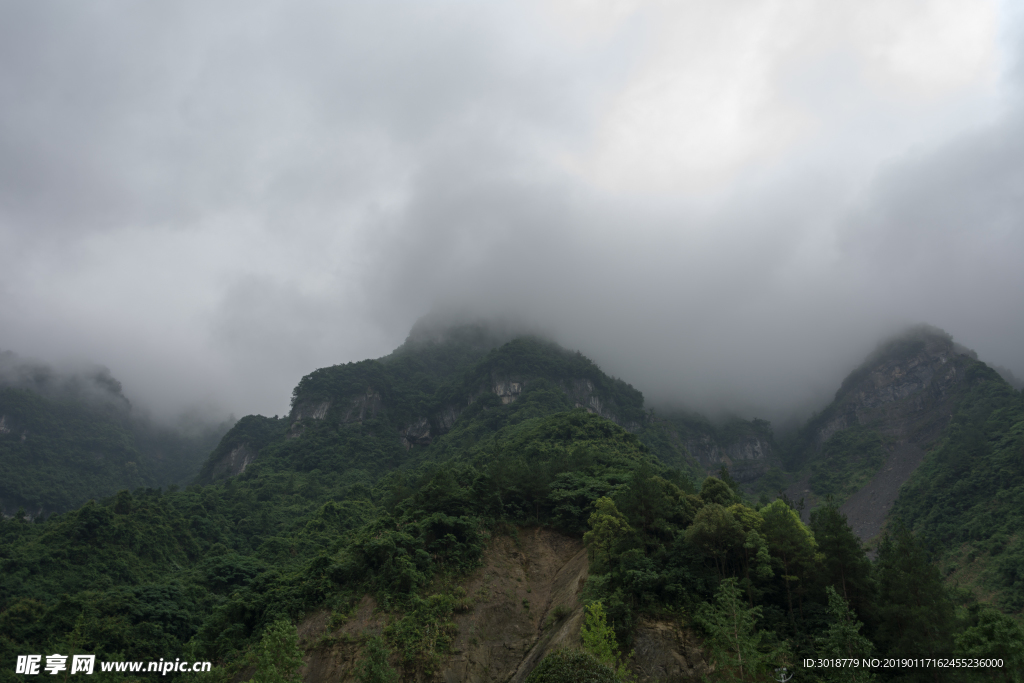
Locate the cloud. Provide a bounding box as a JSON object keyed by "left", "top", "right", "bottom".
{"left": 0, "top": 0, "right": 1020, "bottom": 424}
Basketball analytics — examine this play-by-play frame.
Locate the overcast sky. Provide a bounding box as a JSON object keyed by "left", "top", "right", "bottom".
{"left": 1, "top": 0, "right": 1022, "bottom": 424}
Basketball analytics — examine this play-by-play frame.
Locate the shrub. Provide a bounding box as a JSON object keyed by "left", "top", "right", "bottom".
{"left": 525, "top": 649, "right": 624, "bottom": 683}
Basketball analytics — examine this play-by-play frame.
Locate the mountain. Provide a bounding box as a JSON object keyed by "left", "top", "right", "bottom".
{"left": 198, "top": 331, "right": 653, "bottom": 484}
{"left": 777, "top": 326, "right": 990, "bottom": 529}
{"left": 892, "top": 357, "right": 1024, "bottom": 613}
{"left": 198, "top": 327, "right": 778, "bottom": 489}
{"left": 775, "top": 325, "right": 1024, "bottom": 610}
{"left": 0, "top": 351, "right": 230, "bottom": 517}
{"left": 2, "top": 323, "right": 1022, "bottom": 683}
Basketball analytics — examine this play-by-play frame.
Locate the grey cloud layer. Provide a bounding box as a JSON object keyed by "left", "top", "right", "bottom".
{"left": 0, "top": 1, "right": 1021, "bottom": 424}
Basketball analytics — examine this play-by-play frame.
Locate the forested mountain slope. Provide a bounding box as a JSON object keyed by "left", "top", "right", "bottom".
{"left": 198, "top": 331, "right": 691, "bottom": 486}
{"left": 198, "top": 328, "right": 778, "bottom": 489}
{"left": 893, "top": 368, "right": 1024, "bottom": 613}
{"left": 0, "top": 352, "right": 229, "bottom": 517}
{"left": 2, "top": 323, "right": 1022, "bottom": 683}
{"left": 777, "top": 327, "right": 999, "bottom": 533}
{"left": 773, "top": 325, "right": 1024, "bottom": 612}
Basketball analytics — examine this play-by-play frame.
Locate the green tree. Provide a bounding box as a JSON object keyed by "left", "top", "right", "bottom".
{"left": 760, "top": 500, "right": 820, "bottom": 623}
{"left": 526, "top": 648, "right": 624, "bottom": 683}
{"left": 700, "top": 477, "right": 738, "bottom": 506}
{"left": 728, "top": 504, "right": 772, "bottom": 604}
{"left": 810, "top": 499, "right": 873, "bottom": 622}
{"left": 584, "top": 497, "right": 635, "bottom": 573}
{"left": 873, "top": 524, "right": 955, "bottom": 675}
{"left": 955, "top": 604, "right": 1024, "bottom": 683}
{"left": 581, "top": 601, "right": 633, "bottom": 681}
{"left": 739, "top": 530, "right": 773, "bottom": 606}
{"left": 685, "top": 504, "right": 744, "bottom": 578}
{"left": 816, "top": 586, "right": 875, "bottom": 682}
{"left": 355, "top": 636, "right": 399, "bottom": 683}
{"left": 718, "top": 466, "right": 742, "bottom": 497}
{"left": 252, "top": 619, "right": 304, "bottom": 683}
{"left": 615, "top": 461, "right": 674, "bottom": 548}
{"left": 696, "top": 578, "right": 788, "bottom": 683}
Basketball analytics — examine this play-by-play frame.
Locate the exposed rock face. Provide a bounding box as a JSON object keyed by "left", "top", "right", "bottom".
{"left": 194, "top": 415, "right": 284, "bottom": 484}
{"left": 435, "top": 405, "right": 462, "bottom": 432}
{"left": 822, "top": 335, "right": 966, "bottom": 440}
{"left": 290, "top": 391, "right": 385, "bottom": 427}
{"left": 341, "top": 391, "right": 383, "bottom": 424}
{"left": 837, "top": 442, "right": 926, "bottom": 542}
{"left": 391, "top": 371, "right": 642, "bottom": 452}
{"left": 562, "top": 378, "right": 643, "bottom": 430}
{"left": 788, "top": 327, "right": 982, "bottom": 540}
{"left": 684, "top": 432, "right": 772, "bottom": 483}
{"left": 491, "top": 375, "right": 636, "bottom": 430}
{"left": 293, "top": 401, "right": 332, "bottom": 421}
{"left": 203, "top": 444, "right": 258, "bottom": 480}
{"left": 400, "top": 418, "right": 431, "bottom": 450}
{"left": 564, "top": 378, "right": 604, "bottom": 414}
{"left": 493, "top": 379, "right": 524, "bottom": 405}
{"left": 286, "top": 391, "right": 384, "bottom": 447}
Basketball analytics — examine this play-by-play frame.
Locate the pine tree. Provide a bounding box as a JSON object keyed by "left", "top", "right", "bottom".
{"left": 810, "top": 499, "right": 874, "bottom": 623}
{"left": 816, "top": 586, "right": 876, "bottom": 682}
{"left": 873, "top": 524, "right": 955, "bottom": 675}
{"left": 696, "top": 578, "right": 789, "bottom": 683}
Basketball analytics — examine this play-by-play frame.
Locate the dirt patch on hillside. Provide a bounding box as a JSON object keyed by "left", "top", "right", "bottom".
{"left": 296, "top": 528, "right": 709, "bottom": 682}
{"left": 301, "top": 597, "right": 387, "bottom": 682}
{"left": 298, "top": 528, "right": 589, "bottom": 683}
{"left": 630, "top": 618, "right": 709, "bottom": 682}
{"left": 445, "top": 527, "right": 588, "bottom": 683}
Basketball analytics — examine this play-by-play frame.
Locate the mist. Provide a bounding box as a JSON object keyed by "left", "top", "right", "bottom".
{"left": 1, "top": 1, "right": 1022, "bottom": 426}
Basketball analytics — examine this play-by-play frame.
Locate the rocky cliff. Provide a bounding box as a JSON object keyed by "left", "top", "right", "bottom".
{"left": 200, "top": 334, "right": 655, "bottom": 481}
{"left": 194, "top": 414, "right": 285, "bottom": 483}
{"left": 653, "top": 413, "right": 775, "bottom": 484}
{"left": 784, "top": 325, "right": 988, "bottom": 539}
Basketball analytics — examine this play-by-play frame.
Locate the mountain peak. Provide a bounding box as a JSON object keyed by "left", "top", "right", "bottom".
{"left": 834, "top": 324, "right": 973, "bottom": 403}
{"left": 396, "top": 314, "right": 545, "bottom": 355}
{"left": 0, "top": 349, "right": 130, "bottom": 412}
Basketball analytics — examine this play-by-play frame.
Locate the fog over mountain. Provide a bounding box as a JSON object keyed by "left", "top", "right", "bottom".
{"left": 1, "top": 1, "right": 1022, "bottom": 424}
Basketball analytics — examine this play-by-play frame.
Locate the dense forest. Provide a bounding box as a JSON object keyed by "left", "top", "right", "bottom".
{"left": 1, "top": 326, "right": 1022, "bottom": 682}
{"left": 0, "top": 352, "right": 230, "bottom": 517}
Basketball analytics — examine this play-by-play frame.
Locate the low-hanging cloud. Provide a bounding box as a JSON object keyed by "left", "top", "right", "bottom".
{"left": 0, "top": 0, "right": 1021, "bottom": 425}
